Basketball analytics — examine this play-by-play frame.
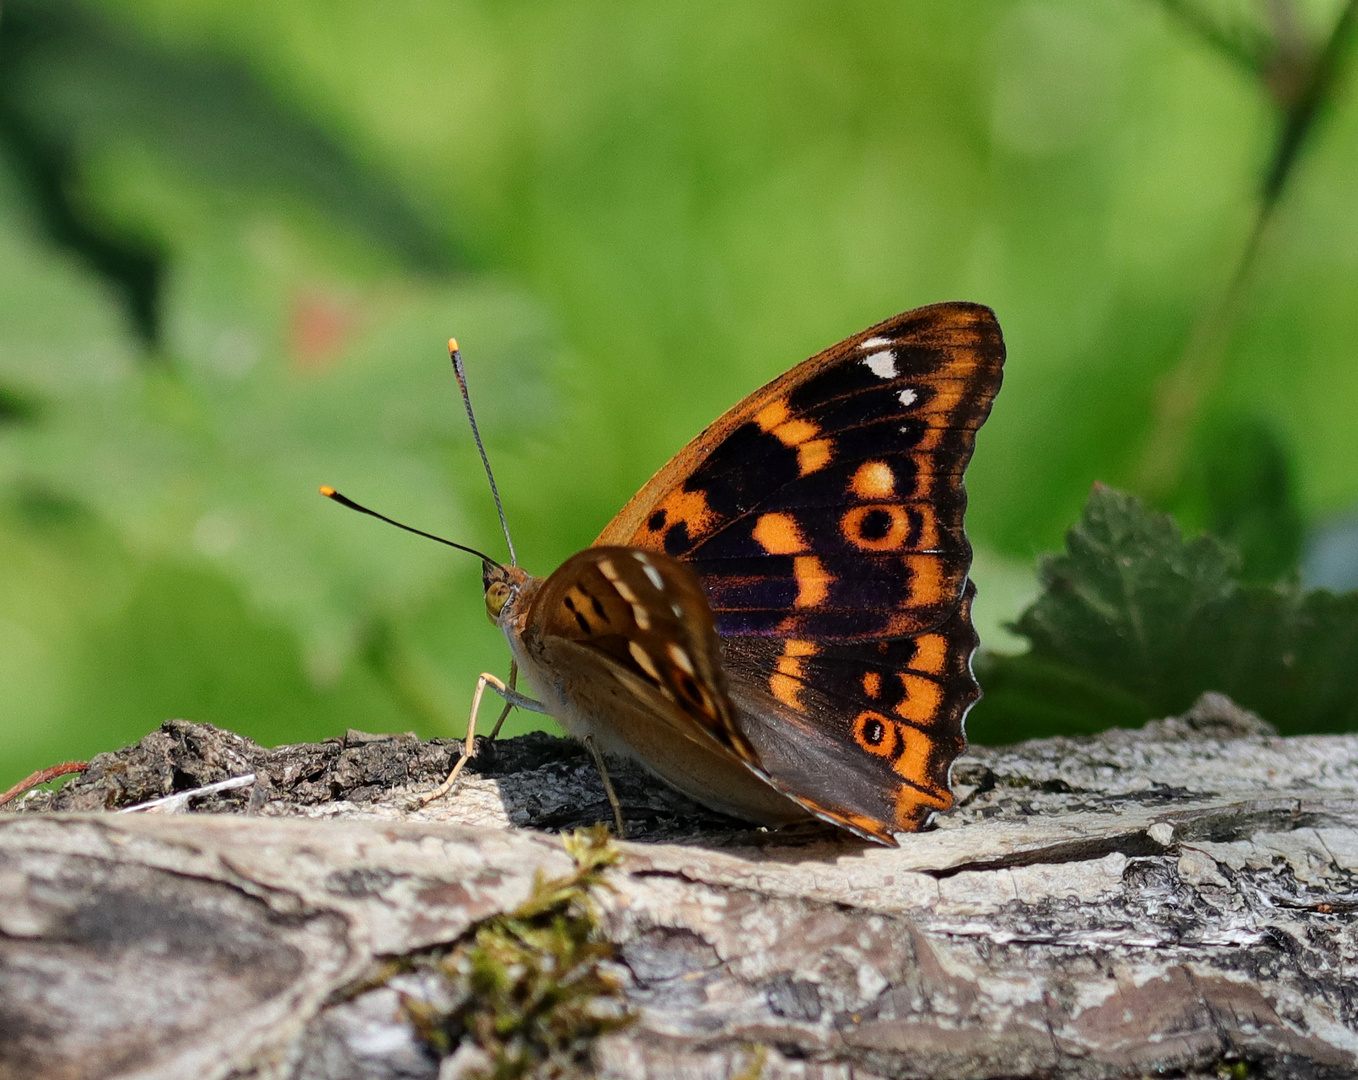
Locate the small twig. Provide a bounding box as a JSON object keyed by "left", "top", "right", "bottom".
{"left": 119, "top": 774, "right": 256, "bottom": 814}
{"left": 1260, "top": 0, "right": 1358, "bottom": 203}
{"left": 0, "top": 761, "right": 89, "bottom": 808}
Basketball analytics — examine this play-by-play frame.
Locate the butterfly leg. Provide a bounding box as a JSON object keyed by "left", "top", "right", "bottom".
{"left": 416, "top": 670, "right": 546, "bottom": 808}
{"left": 582, "top": 733, "right": 627, "bottom": 838}
{"left": 486, "top": 661, "right": 519, "bottom": 740}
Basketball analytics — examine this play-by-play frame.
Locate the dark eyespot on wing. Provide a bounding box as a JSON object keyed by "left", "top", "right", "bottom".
{"left": 857, "top": 509, "right": 893, "bottom": 541}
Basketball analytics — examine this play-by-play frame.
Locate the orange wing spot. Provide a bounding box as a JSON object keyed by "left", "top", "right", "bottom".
{"left": 909, "top": 455, "right": 934, "bottom": 499}
{"left": 769, "top": 639, "right": 816, "bottom": 711}
{"left": 755, "top": 398, "right": 791, "bottom": 432}
{"left": 752, "top": 512, "right": 807, "bottom": 554}
{"left": 841, "top": 505, "right": 911, "bottom": 551}
{"left": 914, "top": 422, "right": 951, "bottom": 452}
{"left": 915, "top": 383, "right": 968, "bottom": 418}
{"left": 911, "top": 633, "right": 949, "bottom": 676}
{"left": 895, "top": 673, "right": 944, "bottom": 726}
{"left": 769, "top": 674, "right": 802, "bottom": 710}
{"left": 563, "top": 586, "right": 601, "bottom": 630}
{"left": 693, "top": 682, "right": 719, "bottom": 720}
{"left": 667, "top": 642, "right": 696, "bottom": 675}
{"left": 657, "top": 486, "right": 718, "bottom": 538}
{"left": 793, "top": 555, "right": 832, "bottom": 607}
{"left": 933, "top": 351, "right": 981, "bottom": 377}
{"left": 892, "top": 727, "right": 949, "bottom": 807}
{"left": 852, "top": 711, "right": 898, "bottom": 758}
{"left": 772, "top": 417, "right": 818, "bottom": 446}
{"left": 894, "top": 784, "right": 950, "bottom": 831}
{"left": 851, "top": 461, "right": 895, "bottom": 499}
{"left": 797, "top": 439, "right": 833, "bottom": 475}
{"left": 629, "top": 640, "right": 663, "bottom": 682}
{"left": 913, "top": 507, "right": 941, "bottom": 550}
{"left": 756, "top": 399, "right": 823, "bottom": 449}
{"left": 905, "top": 554, "right": 947, "bottom": 606}
{"left": 837, "top": 811, "right": 898, "bottom": 842}
{"left": 862, "top": 670, "right": 882, "bottom": 698}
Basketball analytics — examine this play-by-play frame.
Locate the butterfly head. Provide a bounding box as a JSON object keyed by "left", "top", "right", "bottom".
{"left": 483, "top": 561, "right": 534, "bottom": 628}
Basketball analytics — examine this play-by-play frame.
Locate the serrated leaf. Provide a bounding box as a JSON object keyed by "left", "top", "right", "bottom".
{"left": 1012, "top": 484, "right": 1239, "bottom": 706}
{"left": 970, "top": 485, "right": 1358, "bottom": 740}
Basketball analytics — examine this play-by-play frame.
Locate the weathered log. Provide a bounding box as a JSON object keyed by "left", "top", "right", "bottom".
{"left": 3, "top": 693, "right": 1357, "bottom": 1080}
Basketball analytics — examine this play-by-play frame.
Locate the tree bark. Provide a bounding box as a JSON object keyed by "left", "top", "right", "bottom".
{"left": 3, "top": 693, "right": 1356, "bottom": 1080}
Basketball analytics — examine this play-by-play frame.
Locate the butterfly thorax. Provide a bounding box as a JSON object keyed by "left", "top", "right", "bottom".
{"left": 487, "top": 547, "right": 811, "bottom": 826}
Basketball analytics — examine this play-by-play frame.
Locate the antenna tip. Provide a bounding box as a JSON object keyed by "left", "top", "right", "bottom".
{"left": 448, "top": 337, "right": 459, "bottom": 354}
{"left": 319, "top": 485, "right": 337, "bottom": 498}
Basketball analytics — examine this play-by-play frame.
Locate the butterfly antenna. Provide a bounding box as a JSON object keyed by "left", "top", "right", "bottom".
{"left": 449, "top": 339, "right": 518, "bottom": 566}
{"left": 318, "top": 486, "right": 505, "bottom": 570}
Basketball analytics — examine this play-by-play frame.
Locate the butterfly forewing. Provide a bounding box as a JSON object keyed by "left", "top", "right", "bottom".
{"left": 595, "top": 301, "right": 1004, "bottom": 839}
{"left": 600, "top": 302, "right": 1003, "bottom": 641}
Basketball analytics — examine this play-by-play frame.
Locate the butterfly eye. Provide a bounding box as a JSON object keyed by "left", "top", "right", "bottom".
{"left": 485, "top": 581, "right": 512, "bottom": 622}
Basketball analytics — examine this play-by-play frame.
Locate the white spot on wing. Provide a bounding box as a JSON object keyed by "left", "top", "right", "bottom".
{"left": 629, "top": 640, "right": 662, "bottom": 681}
{"left": 860, "top": 336, "right": 892, "bottom": 350}
{"left": 635, "top": 554, "right": 665, "bottom": 591}
{"left": 599, "top": 557, "right": 642, "bottom": 602}
{"left": 668, "top": 643, "right": 695, "bottom": 674}
{"left": 898, "top": 387, "right": 917, "bottom": 407}
{"left": 632, "top": 603, "right": 651, "bottom": 630}
{"left": 863, "top": 351, "right": 897, "bottom": 380}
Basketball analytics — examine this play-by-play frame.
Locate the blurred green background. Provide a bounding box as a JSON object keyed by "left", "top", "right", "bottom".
{"left": 2, "top": 0, "right": 1356, "bottom": 788}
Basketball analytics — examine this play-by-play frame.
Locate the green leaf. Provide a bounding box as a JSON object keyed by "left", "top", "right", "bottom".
{"left": 1012, "top": 483, "right": 1239, "bottom": 705}
{"left": 969, "top": 485, "right": 1358, "bottom": 741}
{"left": 1189, "top": 584, "right": 1358, "bottom": 732}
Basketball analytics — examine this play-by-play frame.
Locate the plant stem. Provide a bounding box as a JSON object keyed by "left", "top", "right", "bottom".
{"left": 1134, "top": 0, "right": 1358, "bottom": 498}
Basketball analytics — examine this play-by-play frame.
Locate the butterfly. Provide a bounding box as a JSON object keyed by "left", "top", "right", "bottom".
{"left": 326, "top": 301, "right": 1004, "bottom": 845}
